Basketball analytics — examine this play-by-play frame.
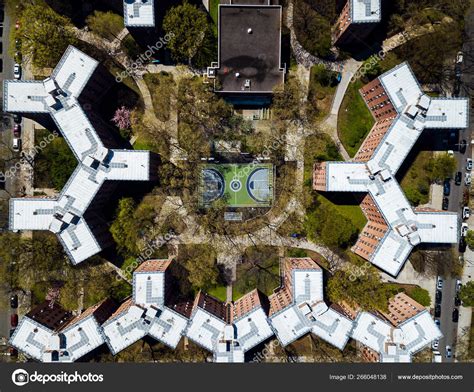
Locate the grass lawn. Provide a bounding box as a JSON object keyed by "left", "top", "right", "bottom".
{"left": 317, "top": 194, "right": 367, "bottom": 232}
{"left": 34, "top": 129, "right": 76, "bottom": 190}
{"left": 399, "top": 150, "right": 433, "bottom": 206}
{"left": 209, "top": 0, "right": 219, "bottom": 33}
{"left": 143, "top": 72, "right": 175, "bottom": 122}
{"left": 308, "top": 65, "right": 337, "bottom": 120}
{"left": 200, "top": 163, "right": 274, "bottom": 207}
{"left": 207, "top": 285, "right": 227, "bottom": 302}
{"left": 338, "top": 80, "right": 374, "bottom": 157}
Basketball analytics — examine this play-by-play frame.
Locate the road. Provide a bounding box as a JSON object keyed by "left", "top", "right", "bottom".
{"left": 436, "top": 2, "right": 474, "bottom": 362}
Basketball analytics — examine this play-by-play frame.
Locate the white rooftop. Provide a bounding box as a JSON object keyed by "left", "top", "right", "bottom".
{"left": 124, "top": 0, "right": 155, "bottom": 27}
{"left": 351, "top": 310, "right": 442, "bottom": 362}
{"left": 10, "top": 314, "right": 105, "bottom": 363}
{"left": 5, "top": 46, "right": 151, "bottom": 265}
{"left": 351, "top": 0, "right": 381, "bottom": 23}
{"left": 319, "top": 62, "right": 468, "bottom": 276}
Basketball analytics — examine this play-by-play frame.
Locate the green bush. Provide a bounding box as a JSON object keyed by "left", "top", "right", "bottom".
{"left": 407, "top": 287, "right": 431, "bottom": 306}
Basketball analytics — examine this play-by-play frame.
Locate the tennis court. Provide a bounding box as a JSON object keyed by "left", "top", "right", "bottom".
{"left": 200, "top": 163, "right": 274, "bottom": 207}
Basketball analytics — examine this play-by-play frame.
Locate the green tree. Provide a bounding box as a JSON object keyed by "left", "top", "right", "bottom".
{"left": 407, "top": 287, "right": 431, "bottom": 306}
{"left": 86, "top": 11, "right": 124, "bottom": 41}
{"left": 177, "top": 245, "right": 219, "bottom": 291}
{"left": 465, "top": 230, "right": 474, "bottom": 251}
{"left": 110, "top": 197, "right": 156, "bottom": 257}
{"left": 304, "top": 203, "right": 358, "bottom": 249}
{"left": 17, "top": 4, "right": 78, "bottom": 68}
{"left": 163, "top": 1, "right": 215, "bottom": 66}
{"left": 293, "top": 0, "right": 332, "bottom": 58}
{"left": 427, "top": 154, "right": 457, "bottom": 181}
{"left": 327, "top": 268, "right": 398, "bottom": 312}
{"left": 272, "top": 77, "right": 305, "bottom": 123}
{"left": 459, "top": 281, "right": 474, "bottom": 307}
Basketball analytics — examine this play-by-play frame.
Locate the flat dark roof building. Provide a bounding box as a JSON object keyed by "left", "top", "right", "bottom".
{"left": 209, "top": 4, "right": 285, "bottom": 95}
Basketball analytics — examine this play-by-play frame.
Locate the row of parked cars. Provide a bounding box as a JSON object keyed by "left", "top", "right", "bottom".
{"left": 8, "top": 294, "right": 18, "bottom": 358}
{"left": 432, "top": 278, "right": 462, "bottom": 359}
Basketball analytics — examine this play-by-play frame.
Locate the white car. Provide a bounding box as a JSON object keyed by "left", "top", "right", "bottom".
{"left": 456, "top": 279, "right": 462, "bottom": 292}
{"left": 432, "top": 339, "right": 439, "bottom": 350}
{"left": 465, "top": 173, "right": 472, "bottom": 186}
{"left": 446, "top": 345, "right": 452, "bottom": 359}
{"left": 461, "top": 223, "right": 469, "bottom": 237}
{"left": 466, "top": 158, "right": 473, "bottom": 171}
{"left": 456, "top": 51, "right": 464, "bottom": 64}
{"left": 13, "top": 63, "right": 21, "bottom": 79}
{"left": 436, "top": 277, "right": 443, "bottom": 290}
{"left": 12, "top": 137, "right": 21, "bottom": 151}
{"left": 463, "top": 206, "right": 470, "bottom": 220}
{"left": 447, "top": 150, "right": 454, "bottom": 157}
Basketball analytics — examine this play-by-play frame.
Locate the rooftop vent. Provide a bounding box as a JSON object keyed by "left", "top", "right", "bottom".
{"left": 247, "top": 28, "right": 252, "bottom": 34}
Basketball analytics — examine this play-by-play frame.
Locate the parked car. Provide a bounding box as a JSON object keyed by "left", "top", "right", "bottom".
{"left": 442, "top": 197, "right": 449, "bottom": 210}
{"left": 463, "top": 206, "right": 470, "bottom": 220}
{"left": 452, "top": 308, "right": 459, "bottom": 323}
{"left": 10, "top": 294, "right": 18, "bottom": 309}
{"left": 13, "top": 114, "right": 22, "bottom": 124}
{"left": 432, "top": 339, "right": 439, "bottom": 350}
{"left": 435, "top": 290, "right": 442, "bottom": 303}
{"left": 10, "top": 313, "right": 18, "bottom": 328}
{"left": 460, "top": 139, "right": 467, "bottom": 153}
{"left": 461, "top": 223, "right": 469, "bottom": 237}
{"left": 436, "top": 276, "right": 443, "bottom": 290}
{"left": 8, "top": 346, "right": 18, "bottom": 358}
{"left": 446, "top": 345, "right": 452, "bottom": 359}
{"left": 435, "top": 304, "right": 441, "bottom": 318}
{"left": 459, "top": 237, "right": 467, "bottom": 253}
{"left": 466, "top": 173, "right": 472, "bottom": 186}
{"left": 457, "top": 51, "right": 464, "bottom": 64}
{"left": 447, "top": 150, "right": 454, "bottom": 157}
{"left": 456, "top": 279, "right": 462, "bottom": 292}
{"left": 455, "top": 295, "right": 462, "bottom": 307}
{"left": 13, "top": 63, "right": 21, "bottom": 80}
{"left": 467, "top": 158, "right": 473, "bottom": 171}
{"left": 455, "top": 171, "right": 462, "bottom": 185}
{"left": 435, "top": 319, "right": 441, "bottom": 328}
{"left": 13, "top": 124, "right": 21, "bottom": 137}
{"left": 12, "top": 137, "right": 21, "bottom": 152}
{"left": 9, "top": 328, "right": 15, "bottom": 338}
{"left": 443, "top": 179, "right": 451, "bottom": 196}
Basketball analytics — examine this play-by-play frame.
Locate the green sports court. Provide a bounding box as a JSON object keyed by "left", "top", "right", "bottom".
{"left": 199, "top": 163, "right": 275, "bottom": 208}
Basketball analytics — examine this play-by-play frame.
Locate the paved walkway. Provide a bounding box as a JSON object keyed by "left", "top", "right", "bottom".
{"left": 320, "top": 59, "right": 362, "bottom": 161}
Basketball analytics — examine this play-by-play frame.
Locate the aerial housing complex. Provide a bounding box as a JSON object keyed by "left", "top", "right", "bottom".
{"left": 333, "top": 0, "right": 381, "bottom": 46}
{"left": 4, "top": 46, "right": 154, "bottom": 265}
{"left": 10, "top": 258, "right": 442, "bottom": 363}
{"left": 314, "top": 62, "right": 469, "bottom": 276}
{"left": 207, "top": 0, "right": 285, "bottom": 103}
{"left": 123, "top": 0, "right": 155, "bottom": 27}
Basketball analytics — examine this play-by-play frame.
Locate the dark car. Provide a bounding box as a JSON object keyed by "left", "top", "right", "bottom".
{"left": 13, "top": 124, "right": 21, "bottom": 137}
{"left": 8, "top": 346, "right": 18, "bottom": 358}
{"left": 10, "top": 294, "right": 18, "bottom": 309}
{"left": 443, "top": 179, "right": 451, "bottom": 196}
{"left": 13, "top": 114, "right": 22, "bottom": 124}
{"left": 9, "top": 328, "right": 15, "bottom": 338}
{"left": 455, "top": 171, "right": 462, "bottom": 186}
{"left": 435, "top": 290, "right": 442, "bottom": 303}
{"left": 460, "top": 139, "right": 467, "bottom": 154}
{"left": 435, "top": 303, "right": 442, "bottom": 318}
{"left": 455, "top": 295, "right": 462, "bottom": 307}
{"left": 442, "top": 197, "right": 449, "bottom": 210}
{"left": 10, "top": 313, "right": 18, "bottom": 328}
{"left": 459, "top": 237, "right": 467, "bottom": 253}
{"left": 452, "top": 308, "right": 459, "bottom": 323}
